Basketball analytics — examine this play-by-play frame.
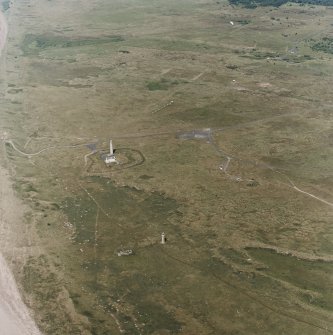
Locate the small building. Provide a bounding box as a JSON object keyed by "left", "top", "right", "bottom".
{"left": 117, "top": 249, "right": 133, "bottom": 257}
{"left": 104, "top": 154, "right": 117, "bottom": 164}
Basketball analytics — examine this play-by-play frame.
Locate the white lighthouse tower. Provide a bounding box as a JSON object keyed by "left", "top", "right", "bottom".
{"left": 109, "top": 139, "right": 114, "bottom": 157}
{"left": 104, "top": 139, "right": 117, "bottom": 164}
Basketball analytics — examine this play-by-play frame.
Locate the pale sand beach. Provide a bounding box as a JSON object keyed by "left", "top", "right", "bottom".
{"left": 0, "top": 9, "right": 42, "bottom": 335}
{"left": 0, "top": 166, "right": 43, "bottom": 335}
{"left": 0, "top": 167, "right": 42, "bottom": 335}
{"left": 0, "top": 253, "right": 42, "bottom": 335}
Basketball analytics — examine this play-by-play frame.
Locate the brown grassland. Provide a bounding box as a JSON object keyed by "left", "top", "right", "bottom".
{"left": 0, "top": 0, "right": 333, "bottom": 334}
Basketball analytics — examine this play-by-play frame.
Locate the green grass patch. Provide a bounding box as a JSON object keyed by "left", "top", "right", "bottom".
{"left": 230, "top": 0, "right": 333, "bottom": 8}
{"left": 241, "top": 50, "right": 313, "bottom": 63}
{"left": 1, "top": 0, "right": 9, "bottom": 11}
{"left": 21, "top": 34, "right": 125, "bottom": 56}
{"left": 311, "top": 37, "right": 333, "bottom": 54}
{"left": 247, "top": 248, "right": 333, "bottom": 312}
{"left": 147, "top": 78, "right": 181, "bottom": 91}
{"left": 59, "top": 177, "right": 186, "bottom": 333}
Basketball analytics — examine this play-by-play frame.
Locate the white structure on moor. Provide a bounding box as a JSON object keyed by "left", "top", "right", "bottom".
{"left": 104, "top": 139, "right": 117, "bottom": 164}
{"left": 161, "top": 232, "right": 166, "bottom": 244}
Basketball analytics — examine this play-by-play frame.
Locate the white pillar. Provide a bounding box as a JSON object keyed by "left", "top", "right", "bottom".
{"left": 110, "top": 139, "right": 113, "bottom": 155}
{"left": 161, "top": 232, "right": 166, "bottom": 244}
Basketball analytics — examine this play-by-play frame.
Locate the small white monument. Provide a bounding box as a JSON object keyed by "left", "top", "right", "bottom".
{"left": 161, "top": 232, "right": 166, "bottom": 244}
{"left": 104, "top": 139, "right": 117, "bottom": 164}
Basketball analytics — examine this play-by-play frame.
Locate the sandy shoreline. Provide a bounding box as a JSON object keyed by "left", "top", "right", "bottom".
{"left": 0, "top": 253, "right": 42, "bottom": 335}
{"left": 0, "top": 166, "right": 42, "bottom": 335}
{"left": 0, "top": 8, "right": 43, "bottom": 335}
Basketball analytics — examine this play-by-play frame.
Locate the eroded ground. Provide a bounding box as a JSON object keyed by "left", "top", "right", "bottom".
{"left": 0, "top": 0, "right": 333, "bottom": 334}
